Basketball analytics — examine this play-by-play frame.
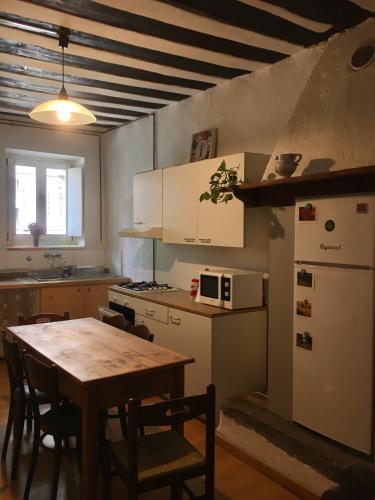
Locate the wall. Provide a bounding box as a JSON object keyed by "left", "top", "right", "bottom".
{"left": 154, "top": 45, "right": 322, "bottom": 289}
{"left": 103, "top": 21, "right": 374, "bottom": 420}
{"left": 263, "top": 18, "right": 375, "bottom": 179}
{"left": 101, "top": 115, "right": 154, "bottom": 280}
{"left": 0, "top": 123, "right": 105, "bottom": 270}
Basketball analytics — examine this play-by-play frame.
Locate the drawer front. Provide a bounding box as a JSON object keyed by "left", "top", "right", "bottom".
{"left": 108, "top": 291, "right": 168, "bottom": 323}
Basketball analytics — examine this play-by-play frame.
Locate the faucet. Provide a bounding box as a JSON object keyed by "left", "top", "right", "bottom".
{"left": 44, "top": 252, "right": 62, "bottom": 267}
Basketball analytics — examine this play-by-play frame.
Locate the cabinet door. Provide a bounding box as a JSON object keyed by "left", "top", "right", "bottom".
{"left": 167, "top": 308, "right": 212, "bottom": 395}
{"left": 135, "top": 314, "right": 172, "bottom": 349}
{"left": 197, "top": 155, "right": 245, "bottom": 247}
{"left": 84, "top": 284, "right": 109, "bottom": 318}
{"left": 134, "top": 170, "right": 162, "bottom": 228}
{"left": 41, "top": 286, "right": 84, "bottom": 319}
{"left": 163, "top": 164, "right": 198, "bottom": 244}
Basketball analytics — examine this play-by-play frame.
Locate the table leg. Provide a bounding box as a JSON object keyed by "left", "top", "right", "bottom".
{"left": 171, "top": 367, "right": 185, "bottom": 500}
{"left": 81, "top": 398, "right": 99, "bottom": 500}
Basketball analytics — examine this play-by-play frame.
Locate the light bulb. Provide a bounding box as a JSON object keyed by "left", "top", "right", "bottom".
{"left": 56, "top": 105, "right": 71, "bottom": 123}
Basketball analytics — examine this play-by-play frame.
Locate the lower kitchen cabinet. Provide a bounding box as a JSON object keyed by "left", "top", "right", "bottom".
{"left": 41, "top": 284, "right": 109, "bottom": 319}
{"left": 110, "top": 289, "right": 267, "bottom": 419}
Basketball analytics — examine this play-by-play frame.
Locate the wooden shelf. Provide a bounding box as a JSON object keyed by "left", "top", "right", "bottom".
{"left": 233, "top": 165, "right": 375, "bottom": 207}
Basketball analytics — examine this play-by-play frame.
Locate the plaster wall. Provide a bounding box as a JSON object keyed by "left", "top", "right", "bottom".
{"left": 101, "top": 116, "right": 154, "bottom": 280}
{"left": 154, "top": 45, "right": 322, "bottom": 289}
{"left": 263, "top": 18, "right": 375, "bottom": 179}
{"left": 0, "top": 124, "right": 106, "bottom": 270}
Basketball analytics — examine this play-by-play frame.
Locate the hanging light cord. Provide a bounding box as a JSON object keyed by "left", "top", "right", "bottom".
{"left": 59, "top": 28, "right": 69, "bottom": 100}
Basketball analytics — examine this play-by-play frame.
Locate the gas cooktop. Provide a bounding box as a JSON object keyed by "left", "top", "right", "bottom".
{"left": 114, "top": 281, "right": 178, "bottom": 293}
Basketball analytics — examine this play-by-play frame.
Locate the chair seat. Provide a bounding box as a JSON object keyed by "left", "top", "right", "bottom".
{"left": 111, "top": 430, "right": 205, "bottom": 482}
{"left": 40, "top": 403, "right": 81, "bottom": 437}
{"left": 13, "top": 385, "right": 50, "bottom": 405}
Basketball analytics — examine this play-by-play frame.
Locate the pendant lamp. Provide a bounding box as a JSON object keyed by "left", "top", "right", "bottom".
{"left": 30, "top": 28, "right": 96, "bottom": 126}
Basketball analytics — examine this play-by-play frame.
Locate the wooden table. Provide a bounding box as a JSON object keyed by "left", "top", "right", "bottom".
{"left": 6, "top": 317, "right": 194, "bottom": 500}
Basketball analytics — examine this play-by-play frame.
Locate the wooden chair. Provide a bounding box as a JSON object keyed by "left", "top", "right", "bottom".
{"left": 102, "top": 384, "right": 216, "bottom": 500}
{"left": 18, "top": 311, "right": 69, "bottom": 325}
{"left": 0, "top": 333, "right": 50, "bottom": 479}
{"left": 22, "top": 353, "right": 82, "bottom": 500}
{"left": 99, "top": 310, "right": 154, "bottom": 437}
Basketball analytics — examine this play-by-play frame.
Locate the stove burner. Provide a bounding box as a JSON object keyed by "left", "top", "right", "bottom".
{"left": 116, "top": 281, "right": 178, "bottom": 293}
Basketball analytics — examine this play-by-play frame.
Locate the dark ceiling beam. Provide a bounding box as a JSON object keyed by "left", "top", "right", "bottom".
{"left": 0, "top": 76, "right": 163, "bottom": 111}
{"left": 0, "top": 62, "right": 189, "bottom": 102}
{"left": 0, "top": 12, "right": 250, "bottom": 78}
{"left": 0, "top": 39, "right": 214, "bottom": 91}
{"left": 261, "top": 0, "right": 372, "bottom": 26}
{"left": 0, "top": 89, "right": 141, "bottom": 120}
{"left": 27, "top": 0, "right": 288, "bottom": 61}
{"left": 159, "top": 0, "right": 321, "bottom": 45}
{"left": 0, "top": 96, "right": 131, "bottom": 124}
{"left": 0, "top": 94, "right": 132, "bottom": 124}
{"left": 0, "top": 111, "right": 111, "bottom": 130}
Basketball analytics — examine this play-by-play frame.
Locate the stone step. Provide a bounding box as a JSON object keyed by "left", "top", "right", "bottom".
{"left": 217, "top": 395, "right": 371, "bottom": 497}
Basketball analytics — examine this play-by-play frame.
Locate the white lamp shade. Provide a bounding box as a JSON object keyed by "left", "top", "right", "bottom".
{"left": 29, "top": 99, "right": 96, "bottom": 125}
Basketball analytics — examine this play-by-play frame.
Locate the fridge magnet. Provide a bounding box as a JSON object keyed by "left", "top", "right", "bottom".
{"left": 297, "top": 270, "right": 314, "bottom": 289}
{"left": 190, "top": 128, "right": 217, "bottom": 162}
{"left": 296, "top": 332, "right": 313, "bottom": 351}
{"left": 298, "top": 203, "right": 316, "bottom": 222}
{"left": 356, "top": 203, "right": 368, "bottom": 214}
{"left": 296, "top": 299, "right": 312, "bottom": 317}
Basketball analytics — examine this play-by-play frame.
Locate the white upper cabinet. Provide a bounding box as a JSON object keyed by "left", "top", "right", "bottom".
{"left": 162, "top": 163, "right": 198, "bottom": 244}
{"left": 197, "top": 153, "right": 245, "bottom": 247}
{"left": 134, "top": 169, "right": 162, "bottom": 229}
{"left": 162, "top": 153, "right": 268, "bottom": 247}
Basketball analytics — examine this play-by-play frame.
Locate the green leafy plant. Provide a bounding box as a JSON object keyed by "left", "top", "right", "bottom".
{"left": 199, "top": 160, "right": 241, "bottom": 204}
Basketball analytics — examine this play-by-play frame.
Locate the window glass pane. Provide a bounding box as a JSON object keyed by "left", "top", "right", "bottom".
{"left": 15, "top": 165, "right": 36, "bottom": 234}
{"left": 46, "top": 168, "right": 66, "bottom": 235}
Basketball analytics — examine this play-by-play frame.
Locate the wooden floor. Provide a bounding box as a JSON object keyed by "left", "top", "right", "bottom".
{"left": 0, "top": 361, "right": 299, "bottom": 499}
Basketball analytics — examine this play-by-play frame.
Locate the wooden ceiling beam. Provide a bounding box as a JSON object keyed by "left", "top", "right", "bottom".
{"left": 0, "top": 12, "right": 250, "bottom": 78}
{"left": 0, "top": 96, "right": 133, "bottom": 125}
{"left": 27, "top": 0, "right": 288, "bottom": 61}
{"left": 0, "top": 76, "right": 163, "bottom": 111}
{"left": 0, "top": 39, "right": 214, "bottom": 91}
{"left": 145, "top": 0, "right": 320, "bottom": 46}
{"left": 0, "top": 62, "right": 189, "bottom": 102}
{"left": 0, "top": 88, "right": 142, "bottom": 123}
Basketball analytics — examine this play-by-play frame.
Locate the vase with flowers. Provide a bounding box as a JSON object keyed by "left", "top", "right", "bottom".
{"left": 28, "top": 222, "right": 44, "bottom": 247}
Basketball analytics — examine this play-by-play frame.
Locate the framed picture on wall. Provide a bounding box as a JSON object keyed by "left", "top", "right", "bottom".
{"left": 190, "top": 128, "right": 218, "bottom": 162}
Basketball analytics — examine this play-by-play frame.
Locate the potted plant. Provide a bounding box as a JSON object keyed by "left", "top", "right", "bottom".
{"left": 28, "top": 222, "right": 44, "bottom": 247}
{"left": 199, "top": 160, "right": 241, "bottom": 204}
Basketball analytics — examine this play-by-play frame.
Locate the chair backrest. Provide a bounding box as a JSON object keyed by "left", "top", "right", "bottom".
{"left": 127, "top": 384, "right": 215, "bottom": 482}
{"left": 23, "top": 353, "right": 61, "bottom": 422}
{"left": 126, "top": 324, "right": 154, "bottom": 343}
{"left": 102, "top": 313, "right": 130, "bottom": 331}
{"left": 321, "top": 463, "right": 375, "bottom": 500}
{"left": 1, "top": 332, "right": 24, "bottom": 396}
{"left": 18, "top": 311, "right": 69, "bottom": 325}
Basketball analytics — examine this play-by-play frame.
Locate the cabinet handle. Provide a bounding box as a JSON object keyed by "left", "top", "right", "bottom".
{"left": 87, "top": 288, "right": 90, "bottom": 292}
{"left": 136, "top": 319, "right": 145, "bottom": 325}
{"left": 77, "top": 288, "right": 81, "bottom": 292}
{"left": 134, "top": 221, "right": 143, "bottom": 224}
{"left": 184, "top": 238, "right": 196, "bottom": 243}
{"left": 145, "top": 309, "right": 155, "bottom": 317}
{"left": 199, "top": 238, "right": 212, "bottom": 244}
{"left": 169, "top": 315, "right": 181, "bottom": 326}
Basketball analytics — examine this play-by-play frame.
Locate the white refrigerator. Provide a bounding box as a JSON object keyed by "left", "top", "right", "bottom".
{"left": 293, "top": 194, "right": 375, "bottom": 454}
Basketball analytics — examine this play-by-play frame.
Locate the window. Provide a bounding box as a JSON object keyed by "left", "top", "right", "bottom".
{"left": 6, "top": 150, "right": 83, "bottom": 247}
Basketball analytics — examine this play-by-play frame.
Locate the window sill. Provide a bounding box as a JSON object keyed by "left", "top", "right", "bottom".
{"left": 7, "top": 245, "right": 85, "bottom": 251}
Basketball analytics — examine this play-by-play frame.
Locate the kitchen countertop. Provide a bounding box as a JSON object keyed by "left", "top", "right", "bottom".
{"left": 108, "top": 286, "right": 266, "bottom": 318}
{"left": 0, "top": 275, "right": 126, "bottom": 290}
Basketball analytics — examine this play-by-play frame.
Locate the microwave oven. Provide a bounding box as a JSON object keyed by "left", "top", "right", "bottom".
{"left": 196, "top": 269, "right": 264, "bottom": 309}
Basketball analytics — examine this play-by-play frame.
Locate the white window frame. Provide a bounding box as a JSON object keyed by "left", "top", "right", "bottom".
{"left": 6, "top": 153, "right": 84, "bottom": 248}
